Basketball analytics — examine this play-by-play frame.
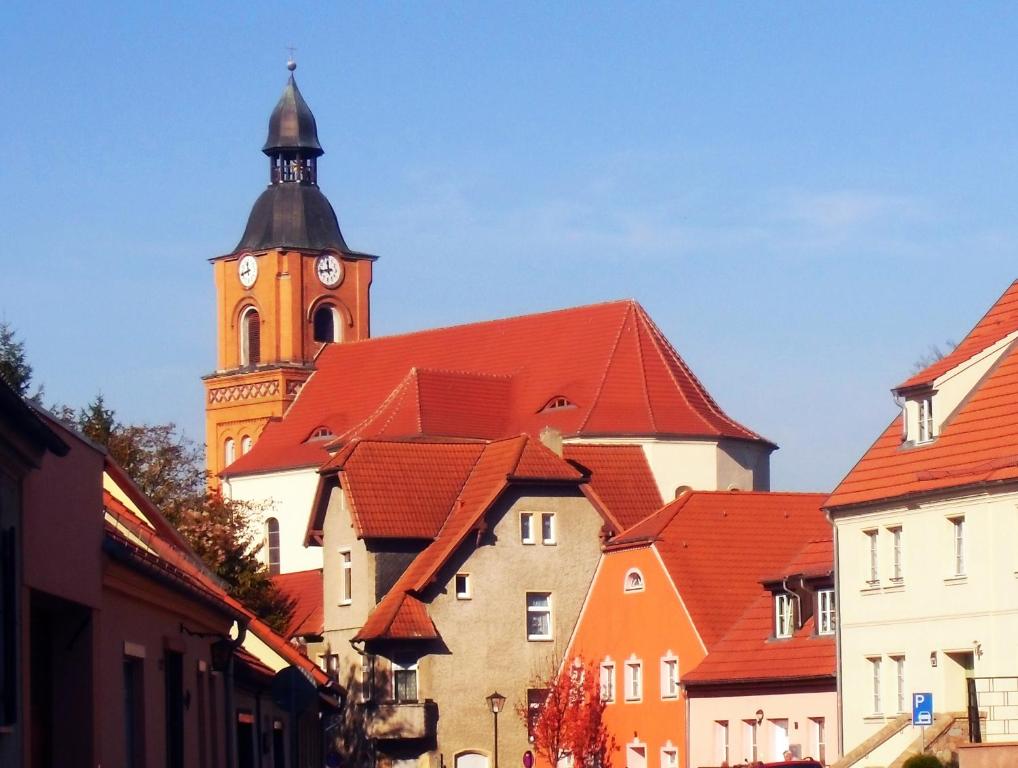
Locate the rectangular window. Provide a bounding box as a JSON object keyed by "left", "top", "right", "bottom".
{"left": 600, "top": 660, "right": 615, "bottom": 703}
{"left": 660, "top": 656, "right": 679, "bottom": 699}
{"left": 774, "top": 592, "right": 794, "bottom": 638}
{"left": 869, "top": 657, "right": 882, "bottom": 714}
{"left": 714, "top": 721, "right": 729, "bottom": 766}
{"left": 124, "top": 656, "right": 146, "bottom": 768}
{"left": 392, "top": 656, "right": 418, "bottom": 703}
{"left": 810, "top": 717, "right": 826, "bottom": 764}
{"left": 866, "top": 530, "right": 879, "bottom": 584}
{"left": 890, "top": 526, "right": 903, "bottom": 581}
{"left": 340, "top": 549, "right": 352, "bottom": 604}
{"left": 817, "top": 589, "right": 836, "bottom": 635}
{"left": 521, "top": 512, "right": 535, "bottom": 544}
{"left": 360, "top": 654, "right": 374, "bottom": 703}
{"left": 455, "top": 573, "right": 471, "bottom": 600}
{"left": 660, "top": 747, "right": 678, "bottom": 768}
{"left": 892, "top": 655, "right": 906, "bottom": 713}
{"left": 918, "top": 397, "right": 934, "bottom": 442}
{"left": 951, "top": 517, "right": 966, "bottom": 576}
{"left": 541, "top": 513, "right": 556, "bottom": 544}
{"left": 624, "top": 658, "right": 643, "bottom": 701}
{"left": 742, "top": 720, "right": 758, "bottom": 762}
{"left": 526, "top": 592, "right": 552, "bottom": 640}
{"left": 526, "top": 688, "right": 548, "bottom": 742}
{"left": 318, "top": 653, "right": 339, "bottom": 680}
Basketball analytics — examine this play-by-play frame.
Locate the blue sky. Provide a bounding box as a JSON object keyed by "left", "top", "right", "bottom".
{"left": 4, "top": 2, "right": 1018, "bottom": 491}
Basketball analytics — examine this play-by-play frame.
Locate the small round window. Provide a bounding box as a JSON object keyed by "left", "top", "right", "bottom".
{"left": 624, "top": 568, "right": 645, "bottom": 593}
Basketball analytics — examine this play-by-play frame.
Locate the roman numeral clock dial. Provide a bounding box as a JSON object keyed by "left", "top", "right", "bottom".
{"left": 316, "top": 254, "right": 343, "bottom": 287}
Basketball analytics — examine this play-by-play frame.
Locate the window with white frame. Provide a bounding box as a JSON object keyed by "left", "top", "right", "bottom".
{"left": 660, "top": 742, "right": 678, "bottom": 768}
{"left": 869, "top": 657, "right": 882, "bottom": 714}
{"left": 223, "top": 437, "right": 236, "bottom": 467}
{"left": 625, "top": 741, "right": 647, "bottom": 768}
{"left": 742, "top": 720, "right": 758, "bottom": 763}
{"left": 866, "top": 529, "right": 879, "bottom": 584}
{"left": 339, "top": 549, "right": 352, "bottom": 604}
{"left": 526, "top": 592, "right": 552, "bottom": 640}
{"left": 774, "top": 592, "right": 794, "bottom": 638}
{"left": 624, "top": 568, "right": 645, "bottom": 593}
{"left": 520, "top": 512, "right": 535, "bottom": 545}
{"left": 950, "top": 516, "right": 966, "bottom": 576}
{"left": 599, "top": 658, "right": 615, "bottom": 703}
{"left": 917, "top": 396, "right": 934, "bottom": 442}
{"left": 265, "top": 517, "right": 280, "bottom": 575}
{"left": 889, "top": 526, "right": 903, "bottom": 581}
{"left": 660, "top": 654, "right": 679, "bottom": 699}
{"left": 817, "top": 589, "right": 836, "bottom": 635}
{"left": 360, "top": 654, "right": 374, "bottom": 702}
{"left": 454, "top": 573, "right": 471, "bottom": 600}
{"left": 541, "top": 513, "right": 556, "bottom": 545}
{"left": 714, "top": 721, "right": 729, "bottom": 766}
{"left": 240, "top": 435, "right": 252, "bottom": 455}
{"left": 892, "top": 655, "right": 906, "bottom": 713}
{"left": 809, "top": 717, "right": 826, "bottom": 764}
{"left": 318, "top": 653, "right": 338, "bottom": 680}
{"left": 391, "top": 656, "right": 418, "bottom": 703}
{"left": 624, "top": 656, "right": 643, "bottom": 702}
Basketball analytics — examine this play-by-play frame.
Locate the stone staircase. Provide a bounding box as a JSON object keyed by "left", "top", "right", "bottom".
{"left": 833, "top": 711, "right": 969, "bottom": 768}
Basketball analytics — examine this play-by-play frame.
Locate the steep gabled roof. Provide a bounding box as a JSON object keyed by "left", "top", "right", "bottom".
{"left": 684, "top": 538, "right": 835, "bottom": 686}
{"left": 829, "top": 281, "right": 1018, "bottom": 509}
{"left": 353, "top": 436, "right": 587, "bottom": 642}
{"left": 563, "top": 444, "right": 663, "bottom": 530}
{"left": 226, "top": 300, "right": 772, "bottom": 477}
{"left": 609, "top": 491, "right": 830, "bottom": 648}
{"left": 273, "top": 569, "right": 324, "bottom": 639}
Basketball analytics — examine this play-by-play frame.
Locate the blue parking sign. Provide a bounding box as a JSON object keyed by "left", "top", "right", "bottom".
{"left": 912, "top": 692, "right": 933, "bottom": 726}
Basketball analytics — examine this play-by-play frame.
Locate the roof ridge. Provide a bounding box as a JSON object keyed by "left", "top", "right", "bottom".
{"left": 578, "top": 302, "right": 635, "bottom": 432}
{"left": 415, "top": 368, "right": 514, "bottom": 381}
{"left": 635, "top": 304, "right": 765, "bottom": 441}
{"left": 319, "top": 299, "right": 638, "bottom": 355}
{"left": 333, "top": 369, "right": 418, "bottom": 443}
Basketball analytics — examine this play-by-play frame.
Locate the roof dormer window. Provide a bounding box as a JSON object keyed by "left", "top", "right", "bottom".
{"left": 902, "top": 392, "right": 936, "bottom": 444}
{"left": 307, "top": 426, "right": 333, "bottom": 441}
{"left": 540, "top": 395, "right": 575, "bottom": 413}
{"left": 774, "top": 592, "right": 795, "bottom": 639}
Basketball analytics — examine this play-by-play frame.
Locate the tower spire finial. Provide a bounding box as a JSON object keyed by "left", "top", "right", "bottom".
{"left": 286, "top": 45, "right": 297, "bottom": 72}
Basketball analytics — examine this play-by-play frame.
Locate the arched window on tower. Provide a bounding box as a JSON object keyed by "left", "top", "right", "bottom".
{"left": 313, "top": 304, "right": 341, "bottom": 343}
{"left": 266, "top": 517, "right": 280, "bottom": 575}
{"left": 241, "top": 435, "right": 253, "bottom": 455}
{"left": 240, "top": 307, "right": 261, "bottom": 367}
{"left": 223, "top": 438, "right": 235, "bottom": 467}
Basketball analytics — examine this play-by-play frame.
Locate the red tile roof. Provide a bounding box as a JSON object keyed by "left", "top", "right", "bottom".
{"left": 226, "top": 300, "right": 771, "bottom": 477}
{"left": 563, "top": 444, "right": 663, "bottom": 530}
{"left": 684, "top": 538, "right": 835, "bottom": 685}
{"left": 354, "top": 436, "right": 587, "bottom": 642}
{"left": 273, "top": 569, "right": 324, "bottom": 639}
{"left": 610, "top": 491, "right": 830, "bottom": 648}
{"left": 829, "top": 281, "right": 1018, "bottom": 509}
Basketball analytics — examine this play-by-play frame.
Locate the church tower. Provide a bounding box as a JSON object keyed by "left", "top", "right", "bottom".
{"left": 204, "top": 62, "right": 376, "bottom": 478}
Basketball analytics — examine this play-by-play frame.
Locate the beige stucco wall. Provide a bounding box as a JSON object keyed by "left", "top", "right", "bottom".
{"left": 417, "top": 486, "right": 604, "bottom": 767}
{"left": 833, "top": 485, "right": 1018, "bottom": 760}
{"left": 224, "top": 467, "right": 323, "bottom": 574}
{"left": 688, "top": 690, "right": 838, "bottom": 766}
{"left": 567, "top": 436, "right": 770, "bottom": 501}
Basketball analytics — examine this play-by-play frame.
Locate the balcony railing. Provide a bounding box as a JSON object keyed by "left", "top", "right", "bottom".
{"left": 366, "top": 700, "right": 438, "bottom": 740}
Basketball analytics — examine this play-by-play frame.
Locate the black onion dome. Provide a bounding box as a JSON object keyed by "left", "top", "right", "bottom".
{"left": 263, "top": 75, "right": 324, "bottom": 157}
{"left": 236, "top": 184, "right": 350, "bottom": 252}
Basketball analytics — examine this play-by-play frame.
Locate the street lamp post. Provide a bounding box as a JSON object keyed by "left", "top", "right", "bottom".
{"left": 486, "top": 691, "right": 507, "bottom": 768}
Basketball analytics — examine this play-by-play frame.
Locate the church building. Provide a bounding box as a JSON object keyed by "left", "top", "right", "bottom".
{"left": 206, "top": 65, "right": 778, "bottom": 768}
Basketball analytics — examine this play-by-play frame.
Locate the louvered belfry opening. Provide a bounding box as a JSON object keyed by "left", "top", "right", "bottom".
{"left": 243, "top": 308, "right": 261, "bottom": 366}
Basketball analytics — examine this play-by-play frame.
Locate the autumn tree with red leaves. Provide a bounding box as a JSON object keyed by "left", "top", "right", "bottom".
{"left": 518, "top": 657, "right": 617, "bottom": 768}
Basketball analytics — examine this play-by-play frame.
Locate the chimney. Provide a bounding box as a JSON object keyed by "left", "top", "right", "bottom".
{"left": 539, "top": 426, "right": 563, "bottom": 457}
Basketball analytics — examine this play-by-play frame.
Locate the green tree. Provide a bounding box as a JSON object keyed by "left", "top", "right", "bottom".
{"left": 0, "top": 321, "right": 36, "bottom": 398}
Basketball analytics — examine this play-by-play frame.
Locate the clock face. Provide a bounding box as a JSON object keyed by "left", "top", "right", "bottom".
{"left": 316, "top": 254, "right": 343, "bottom": 287}
{"left": 238, "top": 254, "right": 258, "bottom": 289}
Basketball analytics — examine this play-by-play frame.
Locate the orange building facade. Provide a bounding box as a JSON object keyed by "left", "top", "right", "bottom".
{"left": 568, "top": 546, "right": 705, "bottom": 768}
